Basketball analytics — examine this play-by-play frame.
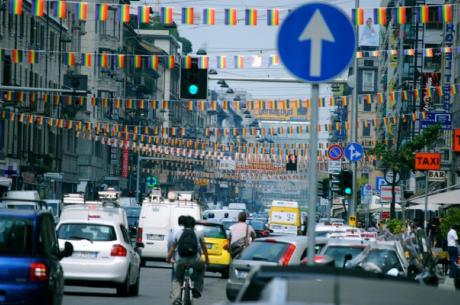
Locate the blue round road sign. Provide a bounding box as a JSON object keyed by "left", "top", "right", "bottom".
{"left": 328, "top": 144, "right": 344, "bottom": 160}
{"left": 344, "top": 143, "right": 364, "bottom": 162}
{"left": 277, "top": 2, "right": 356, "bottom": 83}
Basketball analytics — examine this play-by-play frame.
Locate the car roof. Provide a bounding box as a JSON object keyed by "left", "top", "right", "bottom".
{"left": 257, "top": 235, "right": 309, "bottom": 244}
{"left": 324, "top": 239, "right": 368, "bottom": 247}
{"left": 0, "top": 208, "right": 45, "bottom": 219}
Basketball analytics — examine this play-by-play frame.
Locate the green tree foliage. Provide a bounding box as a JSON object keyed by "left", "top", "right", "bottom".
{"left": 385, "top": 219, "right": 405, "bottom": 234}
{"left": 440, "top": 208, "right": 460, "bottom": 237}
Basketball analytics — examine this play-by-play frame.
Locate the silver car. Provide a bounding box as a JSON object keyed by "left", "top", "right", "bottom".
{"left": 226, "top": 235, "right": 311, "bottom": 301}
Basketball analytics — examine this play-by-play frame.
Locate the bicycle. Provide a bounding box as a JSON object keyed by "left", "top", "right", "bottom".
{"left": 181, "top": 265, "right": 194, "bottom": 305}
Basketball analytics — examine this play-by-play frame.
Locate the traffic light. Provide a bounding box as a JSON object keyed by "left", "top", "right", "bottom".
{"left": 286, "top": 154, "right": 297, "bottom": 171}
{"left": 180, "top": 57, "right": 208, "bottom": 99}
{"left": 338, "top": 170, "right": 352, "bottom": 196}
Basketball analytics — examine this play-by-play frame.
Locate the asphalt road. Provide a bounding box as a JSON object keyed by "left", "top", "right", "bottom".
{"left": 62, "top": 261, "right": 227, "bottom": 305}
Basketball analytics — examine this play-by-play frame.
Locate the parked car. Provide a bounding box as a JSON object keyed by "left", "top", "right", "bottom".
{"left": 57, "top": 204, "right": 141, "bottom": 296}
{"left": 0, "top": 209, "right": 73, "bottom": 305}
{"left": 195, "top": 221, "right": 231, "bottom": 278}
{"left": 247, "top": 219, "right": 269, "bottom": 238}
{"left": 226, "top": 235, "right": 310, "bottom": 301}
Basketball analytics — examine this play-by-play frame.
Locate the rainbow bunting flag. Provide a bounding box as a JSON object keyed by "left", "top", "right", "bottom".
{"left": 402, "top": 91, "right": 408, "bottom": 101}
{"left": 96, "top": 3, "right": 109, "bottom": 21}
{"left": 32, "top": 0, "right": 44, "bottom": 17}
{"left": 28, "top": 50, "right": 37, "bottom": 64}
{"left": 234, "top": 55, "right": 244, "bottom": 68}
{"left": 406, "top": 49, "right": 415, "bottom": 56}
{"left": 224, "top": 8, "right": 238, "bottom": 25}
{"left": 371, "top": 50, "right": 380, "bottom": 57}
{"left": 114, "top": 99, "right": 121, "bottom": 109}
{"left": 417, "top": 5, "right": 429, "bottom": 24}
{"left": 9, "top": 0, "right": 23, "bottom": 15}
{"left": 117, "top": 54, "right": 125, "bottom": 68}
{"left": 81, "top": 53, "right": 92, "bottom": 67}
{"left": 390, "top": 49, "right": 398, "bottom": 55}
{"left": 269, "top": 54, "right": 279, "bottom": 66}
{"left": 161, "top": 7, "right": 174, "bottom": 24}
{"left": 167, "top": 55, "right": 175, "bottom": 69}
{"left": 424, "top": 48, "right": 433, "bottom": 57}
{"left": 138, "top": 6, "right": 150, "bottom": 24}
{"left": 182, "top": 7, "right": 194, "bottom": 25}
{"left": 100, "top": 53, "right": 109, "bottom": 68}
{"left": 393, "top": 7, "right": 406, "bottom": 24}
{"left": 443, "top": 47, "right": 452, "bottom": 54}
{"left": 182, "top": 56, "right": 193, "bottom": 69}
{"left": 148, "top": 55, "right": 159, "bottom": 70}
{"left": 439, "top": 4, "right": 453, "bottom": 23}
{"left": 134, "top": 55, "right": 142, "bottom": 69}
{"left": 54, "top": 1, "right": 66, "bottom": 19}
{"left": 65, "top": 52, "right": 76, "bottom": 66}
{"left": 356, "top": 51, "right": 363, "bottom": 59}
{"left": 138, "top": 100, "right": 145, "bottom": 110}
{"left": 245, "top": 8, "right": 257, "bottom": 26}
{"left": 202, "top": 8, "right": 215, "bottom": 25}
{"left": 216, "top": 56, "right": 227, "bottom": 69}
{"left": 222, "top": 100, "right": 229, "bottom": 110}
{"left": 352, "top": 8, "right": 364, "bottom": 25}
{"left": 76, "top": 2, "right": 88, "bottom": 21}
{"left": 126, "top": 99, "right": 133, "bottom": 109}
{"left": 163, "top": 100, "right": 169, "bottom": 110}
{"left": 119, "top": 4, "right": 130, "bottom": 23}
{"left": 198, "top": 56, "right": 209, "bottom": 69}
{"left": 451, "top": 85, "right": 457, "bottom": 95}
{"left": 199, "top": 101, "right": 205, "bottom": 111}
{"left": 267, "top": 9, "right": 280, "bottom": 26}
{"left": 373, "top": 7, "right": 387, "bottom": 25}
{"left": 187, "top": 100, "right": 193, "bottom": 111}
{"left": 150, "top": 100, "right": 158, "bottom": 109}
{"left": 11, "top": 49, "right": 21, "bottom": 63}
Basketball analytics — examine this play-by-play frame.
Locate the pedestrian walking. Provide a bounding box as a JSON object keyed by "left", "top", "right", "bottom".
{"left": 447, "top": 224, "right": 459, "bottom": 278}
{"left": 228, "top": 212, "right": 256, "bottom": 258}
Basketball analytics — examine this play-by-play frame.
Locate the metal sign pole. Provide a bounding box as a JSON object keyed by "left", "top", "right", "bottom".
{"left": 307, "top": 84, "right": 319, "bottom": 266}
{"left": 424, "top": 172, "right": 429, "bottom": 230}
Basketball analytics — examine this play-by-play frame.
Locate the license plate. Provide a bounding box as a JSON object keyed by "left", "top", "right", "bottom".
{"left": 73, "top": 251, "right": 98, "bottom": 259}
{"left": 207, "top": 243, "right": 213, "bottom": 249}
{"left": 147, "top": 234, "right": 164, "bottom": 241}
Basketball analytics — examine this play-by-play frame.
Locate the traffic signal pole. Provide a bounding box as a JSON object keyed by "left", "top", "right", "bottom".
{"left": 306, "top": 84, "right": 319, "bottom": 266}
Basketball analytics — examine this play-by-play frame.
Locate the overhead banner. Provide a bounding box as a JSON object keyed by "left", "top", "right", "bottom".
{"left": 251, "top": 105, "right": 307, "bottom": 121}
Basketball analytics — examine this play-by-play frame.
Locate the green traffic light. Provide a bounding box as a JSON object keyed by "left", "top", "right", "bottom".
{"left": 345, "top": 187, "right": 352, "bottom": 195}
{"left": 188, "top": 84, "right": 198, "bottom": 95}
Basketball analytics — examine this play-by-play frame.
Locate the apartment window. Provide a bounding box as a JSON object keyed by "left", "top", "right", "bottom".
{"left": 363, "top": 99, "right": 372, "bottom": 112}
{"left": 99, "top": 20, "right": 107, "bottom": 35}
{"left": 39, "top": 25, "right": 45, "bottom": 49}
{"left": 30, "top": 17, "right": 35, "bottom": 45}
{"left": 19, "top": 14, "right": 24, "bottom": 37}
{"left": 362, "top": 125, "right": 371, "bottom": 137}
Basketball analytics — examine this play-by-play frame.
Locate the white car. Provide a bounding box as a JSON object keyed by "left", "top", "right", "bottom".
{"left": 56, "top": 206, "right": 141, "bottom": 296}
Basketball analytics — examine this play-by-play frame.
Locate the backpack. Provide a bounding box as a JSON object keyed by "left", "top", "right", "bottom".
{"left": 177, "top": 228, "right": 199, "bottom": 257}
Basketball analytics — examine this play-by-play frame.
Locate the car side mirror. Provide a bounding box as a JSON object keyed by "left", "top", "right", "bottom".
{"left": 60, "top": 241, "right": 73, "bottom": 260}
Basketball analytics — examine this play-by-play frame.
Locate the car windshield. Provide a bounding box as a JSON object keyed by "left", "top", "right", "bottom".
{"left": 0, "top": 217, "right": 33, "bottom": 255}
{"left": 361, "top": 249, "right": 402, "bottom": 273}
{"left": 6, "top": 204, "right": 36, "bottom": 210}
{"left": 238, "top": 241, "right": 291, "bottom": 263}
{"left": 47, "top": 203, "right": 59, "bottom": 216}
{"left": 125, "top": 208, "right": 140, "bottom": 218}
{"left": 195, "top": 224, "right": 226, "bottom": 239}
{"left": 248, "top": 220, "right": 265, "bottom": 230}
{"left": 324, "top": 245, "right": 366, "bottom": 268}
{"left": 58, "top": 223, "right": 116, "bottom": 242}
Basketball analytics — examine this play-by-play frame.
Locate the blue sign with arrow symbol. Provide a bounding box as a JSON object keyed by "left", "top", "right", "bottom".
{"left": 277, "top": 2, "right": 356, "bottom": 83}
{"left": 344, "top": 143, "right": 364, "bottom": 162}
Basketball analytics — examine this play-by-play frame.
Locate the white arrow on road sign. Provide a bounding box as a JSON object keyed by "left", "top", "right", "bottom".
{"left": 298, "top": 10, "right": 335, "bottom": 77}
{"left": 348, "top": 144, "right": 361, "bottom": 160}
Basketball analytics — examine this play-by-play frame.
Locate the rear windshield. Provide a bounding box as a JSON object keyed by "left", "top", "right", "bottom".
{"left": 324, "top": 245, "right": 366, "bottom": 268}
{"left": 248, "top": 221, "right": 265, "bottom": 230}
{"left": 195, "top": 224, "right": 226, "bottom": 239}
{"left": 238, "top": 241, "right": 291, "bottom": 263}
{"left": 58, "top": 223, "right": 116, "bottom": 242}
{"left": 7, "top": 204, "right": 36, "bottom": 210}
{"left": 0, "top": 217, "right": 33, "bottom": 255}
{"left": 125, "top": 208, "right": 140, "bottom": 218}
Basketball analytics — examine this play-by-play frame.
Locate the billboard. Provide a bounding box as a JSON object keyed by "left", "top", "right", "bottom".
{"left": 358, "top": 9, "right": 380, "bottom": 48}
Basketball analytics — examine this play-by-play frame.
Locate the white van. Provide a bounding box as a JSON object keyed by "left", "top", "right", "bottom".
{"left": 137, "top": 195, "right": 201, "bottom": 264}
{"left": 2, "top": 191, "right": 48, "bottom": 210}
{"left": 203, "top": 209, "right": 241, "bottom": 221}
{"left": 44, "top": 199, "right": 63, "bottom": 223}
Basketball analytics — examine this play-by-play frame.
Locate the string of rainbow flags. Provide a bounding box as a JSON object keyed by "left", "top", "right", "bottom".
{"left": 0, "top": 110, "right": 421, "bottom": 161}
{"left": 1, "top": 45, "right": 459, "bottom": 69}
{"left": 6, "top": 1, "right": 459, "bottom": 26}
{"left": 3, "top": 81, "right": 457, "bottom": 114}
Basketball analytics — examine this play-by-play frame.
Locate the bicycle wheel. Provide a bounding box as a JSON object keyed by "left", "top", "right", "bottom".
{"left": 183, "top": 278, "right": 192, "bottom": 305}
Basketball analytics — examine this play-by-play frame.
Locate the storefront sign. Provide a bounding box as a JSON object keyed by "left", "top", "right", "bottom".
{"left": 414, "top": 152, "right": 441, "bottom": 171}
{"left": 443, "top": 23, "right": 455, "bottom": 111}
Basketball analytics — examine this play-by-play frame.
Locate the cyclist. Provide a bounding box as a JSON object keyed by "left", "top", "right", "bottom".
{"left": 167, "top": 216, "right": 209, "bottom": 305}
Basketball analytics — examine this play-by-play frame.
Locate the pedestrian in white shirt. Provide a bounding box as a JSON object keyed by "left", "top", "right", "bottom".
{"left": 228, "top": 212, "right": 256, "bottom": 258}
{"left": 447, "top": 225, "right": 458, "bottom": 278}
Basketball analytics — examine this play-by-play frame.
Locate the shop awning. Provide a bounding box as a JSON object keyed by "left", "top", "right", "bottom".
{"left": 406, "top": 203, "right": 440, "bottom": 211}
{"left": 408, "top": 189, "right": 460, "bottom": 205}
